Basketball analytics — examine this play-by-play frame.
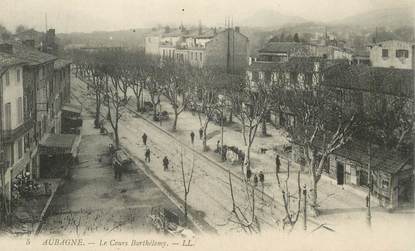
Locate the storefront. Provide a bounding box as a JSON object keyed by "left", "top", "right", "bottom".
{"left": 292, "top": 140, "right": 414, "bottom": 210}
{"left": 39, "top": 134, "right": 81, "bottom": 178}
{"left": 61, "top": 103, "right": 82, "bottom": 134}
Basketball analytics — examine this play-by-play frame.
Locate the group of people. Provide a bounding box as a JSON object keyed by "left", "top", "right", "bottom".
{"left": 142, "top": 133, "right": 170, "bottom": 171}
{"left": 189, "top": 128, "right": 204, "bottom": 145}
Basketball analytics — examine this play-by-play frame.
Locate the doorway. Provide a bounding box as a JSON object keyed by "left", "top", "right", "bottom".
{"left": 336, "top": 161, "right": 344, "bottom": 185}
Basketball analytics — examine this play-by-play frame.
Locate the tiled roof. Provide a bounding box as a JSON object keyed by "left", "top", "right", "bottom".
{"left": 54, "top": 59, "right": 71, "bottom": 69}
{"left": 324, "top": 63, "right": 413, "bottom": 98}
{"left": 294, "top": 136, "right": 411, "bottom": 174}
{"left": 248, "top": 57, "right": 342, "bottom": 73}
{"left": 0, "top": 52, "right": 27, "bottom": 73}
{"left": 3, "top": 41, "right": 56, "bottom": 65}
{"left": 258, "top": 42, "right": 309, "bottom": 53}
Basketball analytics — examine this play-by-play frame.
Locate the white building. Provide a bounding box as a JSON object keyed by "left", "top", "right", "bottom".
{"left": 0, "top": 52, "right": 30, "bottom": 200}
{"left": 368, "top": 40, "right": 414, "bottom": 69}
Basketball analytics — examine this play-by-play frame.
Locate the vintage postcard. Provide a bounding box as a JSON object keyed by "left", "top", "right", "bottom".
{"left": 0, "top": 0, "right": 414, "bottom": 250}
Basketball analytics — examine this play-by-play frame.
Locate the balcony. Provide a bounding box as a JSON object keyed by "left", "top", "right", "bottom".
{"left": 2, "top": 120, "right": 34, "bottom": 144}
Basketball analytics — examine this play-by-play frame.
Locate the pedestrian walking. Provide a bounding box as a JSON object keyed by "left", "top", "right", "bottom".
{"left": 190, "top": 131, "right": 195, "bottom": 144}
{"left": 199, "top": 128, "right": 203, "bottom": 140}
{"left": 216, "top": 140, "right": 220, "bottom": 152}
{"left": 253, "top": 174, "right": 258, "bottom": 187}
{"left": 259, "top": 171, "right": 264, "bottom": 186}
{"left": 246, "top": 168, "right": 252, "bottom": 182}
{"left": 275, "top": 155, "right": 281, "bottom": 175}
{"left": 163, "top": 156, "right": 169, "bottom": 171}
{"left": 145, "top": 147, "right": 151, "bottom": 163}
{"left": 142, "top": 133, "right": 147, "bottom": 146}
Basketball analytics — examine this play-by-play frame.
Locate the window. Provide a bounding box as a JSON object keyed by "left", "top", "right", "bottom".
{"left": 396, "top": 49, "right": 409, "bottom": 58}
{"left": 18, "top": 138, "right": 23, "bottom": 159}
{"left": 382, "top": 49, "right": 389, "bottom": 57}
{"left": 17, "top": 97, "right": 23, "bottom": 124}
{"left": 17, "top": 69, "right": 21, "bottom": 82}
{"left": 5, "top": 71, "right": 10, "bottom": 86}
{"left": 4, "top": 102, "right": 11, "bottom": 130}
{"left": 381, "top": 179, "right": 389, "bottom": 189}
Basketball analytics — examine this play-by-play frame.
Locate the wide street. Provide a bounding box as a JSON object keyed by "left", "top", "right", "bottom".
{"left": 39, "top": 106, "right": 194, "bottom": 236}
{"left": 66, "top": 74, "right": 415, "bottom": 235}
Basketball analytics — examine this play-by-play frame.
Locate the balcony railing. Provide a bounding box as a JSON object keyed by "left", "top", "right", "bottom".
{"left": 2, "top": 120, "right": 34, "bottom": 144}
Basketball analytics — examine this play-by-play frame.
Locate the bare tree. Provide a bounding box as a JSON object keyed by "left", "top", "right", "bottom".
{"left": 104, "top": 67, "right": 130, "bottom": 148}
{"left": 160, "top": 60, "right": 192, "bottom": 131}
{"left": 191, "top": 67, "right": 222, "bottom": 151}
{"left": 227, "top": 169, "right": 261, "bottom": 233}
{"left": 146, "top": 58, "right": 164, "bottom": 120}
{"left": 272, "top": 68, "right": 360, "bottom": 215}
{"left": 234, "top": 76, "right": 270, "bottom": 171}
{"left": 179, "top": 148, "right": 195, "bottom": 226}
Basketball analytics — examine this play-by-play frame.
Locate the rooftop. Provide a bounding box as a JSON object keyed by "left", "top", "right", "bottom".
{"left": 258, "top": 42, "right": 309, "bottom": 53}
{"left": 0, "top": 52, "right": 27, "bottom": 72}
{"left": 1, "top": 41, "right": 57, "bottom": 65}
{"left": 324, "top": 63, "right": 413, "bottom": 98}
{"left": 54, "top": 59, "right": 72, "bottom": 69}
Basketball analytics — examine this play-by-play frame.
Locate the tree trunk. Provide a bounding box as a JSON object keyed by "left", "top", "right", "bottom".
{"left": 114, "top": 124, "right": 120, "bottom": 148}
{"left": 229, "top": 109, "right": 233, "bottom": 123}
{"left": 172, "top": 110, "right": 178, "bottom": 131}
{"left": 136, "top": 94, "right": 140, "bottom": 112}
{"left": 309, "top": 171, "right": 319, "bottom": 216}
{"left": 184, "top": 195, "right": 188, "bottom": 226}
{"left": 261, "top": 119, "right": 267, "bottom": 136}
{"left": 94, "top": 98, "right": 101, "bottom": 128}
{"left": 202, "top": 129, "right": 208, "bottom": 152}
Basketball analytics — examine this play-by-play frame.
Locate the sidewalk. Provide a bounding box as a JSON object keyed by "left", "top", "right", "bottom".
{"left": 133, "top": 86, "right": 415, "bottom": 232}
{"left": 74, "top": 75, "right": 415, "bottom": 233}
{"left": 7, "top": 178, "right": 61, "bottom": 236}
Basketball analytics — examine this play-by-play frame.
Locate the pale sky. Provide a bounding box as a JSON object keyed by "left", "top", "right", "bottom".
{"left": 0, "top": 0, "right": 413, "bottom": 33}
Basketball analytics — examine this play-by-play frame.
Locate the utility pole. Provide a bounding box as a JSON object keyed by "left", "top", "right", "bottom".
{"left": 220, "top": 96, "right": 224, "bottom": 162}
{"left": 366, "top": 143, "right": 372, "bottom": 228}
{"left": 303, "top": 185, "right": 307, "bottom": 231}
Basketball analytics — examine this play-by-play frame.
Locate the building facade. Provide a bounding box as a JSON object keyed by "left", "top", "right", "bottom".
{"left": 368, "top": 40, "right": 413, "bottom": 69}
{"left": 146, "top": 26, "right": 249, "bottom": 73}
{"left": 0, "top": 40, "right": 75, "bottom": 203}
{"left": 247, "top": 41, "right": 414, "bottom": 209}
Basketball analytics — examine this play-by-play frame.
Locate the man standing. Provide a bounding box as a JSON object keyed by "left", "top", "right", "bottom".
{"left": 275, "top": 155, "right": 281, "bottom": 175}
{"left": 142, "top": 133, "right": 148, "bottom": 146}
{"left": 163, "top": 156, "right": 169, "bottom": 171}
{"left": 113, "top": 161, "right": 122, "bottom": 181}
{"left": 199, "top": 128, "right": 203, "bottom": 140}
{"left": 253, "top": 174, "right": 258, "bottom": 187}
{"left": 246, "top": 168, "right": 252, "bottom": 182}
{"left": 190, "top": 131, "right": 195, "bottom": 145}
{"left": 145, "top": 147, "right": 151, "bottom": 163}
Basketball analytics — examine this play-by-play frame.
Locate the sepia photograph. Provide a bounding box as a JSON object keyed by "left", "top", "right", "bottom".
{"left": 0, "top": 0, "right": 414, "bottom": 250}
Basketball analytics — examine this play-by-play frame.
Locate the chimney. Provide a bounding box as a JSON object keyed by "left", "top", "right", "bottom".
{"left": 235, "top": 26, "right": 240, "bottom": 33}
{"left": 0, "top": 43, "right": 13, "bottom": 54}
{"left": 23, "top": 39, "right": 35, "bottom": 48}
{"left": 48, "top": 28, "right": 55, "bottom": 37}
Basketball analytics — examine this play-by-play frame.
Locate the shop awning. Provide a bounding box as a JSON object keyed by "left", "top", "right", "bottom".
{"left": 62, "top": 103, "right": 82, "bottom": 115}
{"left": 62, "top": 116, "right": 83, "bottom": 128}
{"left": 39, "top": 134, "right": 81, "bottom": 157}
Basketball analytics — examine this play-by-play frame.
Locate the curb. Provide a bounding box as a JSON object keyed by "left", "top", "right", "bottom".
{"left": 32, "top": 179, "right": 65, "bottom": 236}
{"left": 72, "top": 81, "right": 209, "bottom": 235}
{"left": 76, "top": 76, "right": 327, "bottom": 232}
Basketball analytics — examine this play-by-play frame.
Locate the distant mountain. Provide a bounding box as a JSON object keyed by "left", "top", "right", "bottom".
{"left": 333, "top": 8, "right": 415, "bottom": 29}
{"left": 240, "top": 9, "right": 308, "bottom": 28}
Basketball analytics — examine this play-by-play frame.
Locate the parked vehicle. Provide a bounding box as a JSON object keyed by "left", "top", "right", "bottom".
{"left": 154, "top": 111, "right": 169, "bottom": 121}
{"left": 112, "top": 149, "right": 132, "bottom": 169}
